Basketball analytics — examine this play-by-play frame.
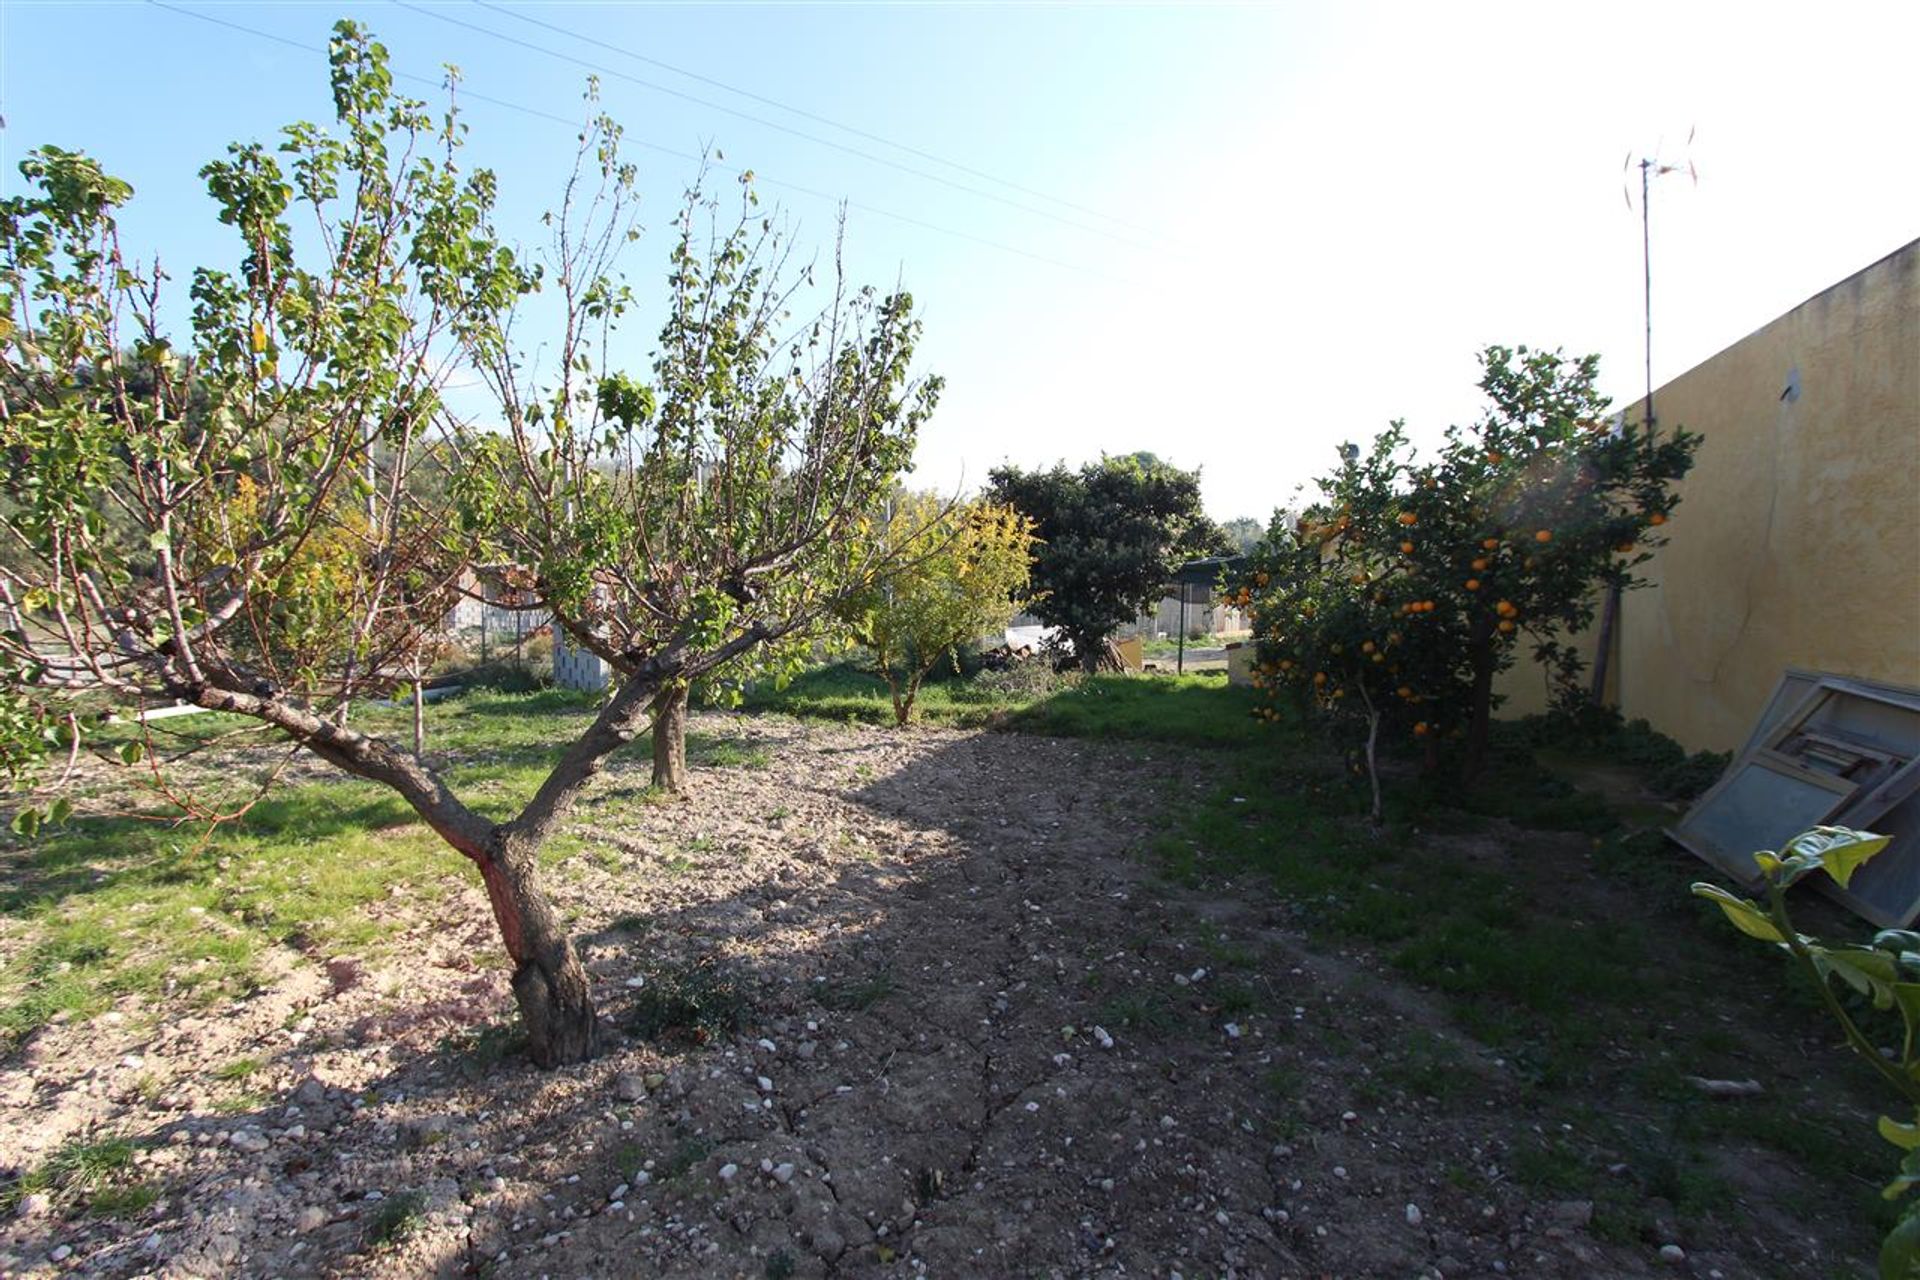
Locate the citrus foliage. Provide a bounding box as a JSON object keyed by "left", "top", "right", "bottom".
{"left": 1235, "top": 346, "right": 1700, "bottom": 784}
{"left": 1691, "top": 828, "right": 1920, "bottom": 1280}
{"left": 837, "top": 493, "right": 1036, "bottom": 724}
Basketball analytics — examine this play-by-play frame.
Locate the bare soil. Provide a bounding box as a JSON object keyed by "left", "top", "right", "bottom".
{"left": 0, "top": 716, "right": 1872, "bottom": 1278}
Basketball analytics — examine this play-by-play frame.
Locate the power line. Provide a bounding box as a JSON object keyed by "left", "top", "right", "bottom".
{"left": 144, "top": 1, "right": 1133, "bottom": 282}
{"left": 471, "top": 0, "right": 1158, "bottom": 236}
{"left": 389, "top": 0, "right": 1177, "bottom": 258}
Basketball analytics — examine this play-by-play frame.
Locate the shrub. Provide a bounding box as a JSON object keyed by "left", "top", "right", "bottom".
{"left": 1235, "top": 345, "right": 1700, "bottom": 807}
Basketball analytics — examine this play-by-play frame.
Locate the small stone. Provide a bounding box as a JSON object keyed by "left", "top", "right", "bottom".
{"left": 49, "top": 1244, "right": 72, "bottom": 1262}
{"left": 229, "top": 1128, "right": 270, "bottom": 1154}
{"left": 1214, "top": 1209, "right": 1230, "bottom": 1226}
{"left": 772, "top": 1163, "right": 796, "bottom": 1185}
{"left": 624, "top": 976, "right": 646, "bottom": 988}
{"left": 1341, "top": 1110, "right": 1358, "bottom": 1124}
{"left": 1551, "top": 1200, "right": 1594, "bottom": 1229}
{"left": 717, "top": 1163, "right": 738, "bottom": 1182}
{"left": 281, "top": 1124, "right": 306, "bottom": 1141}
{"left": 17, "top": 1192, "right": 54, "bottom": 1218}
{"left": 1332, "top": 1165, "right": 1348, "bottom": 1179}
{"left": 1406, "top": 1203, "right": 1422, "bottom": 1226}
{"left": 613, "top": 1074, "right": 648, "bottom": 1103}
{"left": 295, "top": 1207, "right": 328, "bottom": 1234}
{"left": 756, "top": 1076, "right": 773, "bottom": 1093}
{"left": 757, "top": 1038, "right": 777, "bottom": 1052}
{"left": 1093, "top": 1026, "right": 1115, "bottom": 1050}
{"left": 609, "top": 1184, "right": 629, "bottom": 1203}
{"left": 795, "top": 1041, "right": 817, "bottom": 1060}
{"left": 1223, "top": 1023, "right": 1242, "bottom": 1039}
{"left": 1659, "top": 1244, "right": 1686, "bottom": 1264}
{"left": 643, "top": 1073, "right": 666, "bottom": 1091}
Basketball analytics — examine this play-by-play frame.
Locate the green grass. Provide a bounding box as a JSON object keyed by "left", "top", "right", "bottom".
{"left": 0, "top": 689, "right": 612, "bottom": 1054}
{"left": 363, "top": 1189, "right": 428, "bottom": 1249}
{"left": 628, "top": 960, "right": 750, "bottom": 1047}
{"left": 0, "top": 1136, "right": 150, "bottom": 1216}
{"left": 745, "top": 660, "right": 1271, "bottom": 748}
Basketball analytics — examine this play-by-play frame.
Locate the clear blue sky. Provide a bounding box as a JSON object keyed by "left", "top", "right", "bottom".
{"left": 4, "top": 1, "right": 1916, "bottom": 519}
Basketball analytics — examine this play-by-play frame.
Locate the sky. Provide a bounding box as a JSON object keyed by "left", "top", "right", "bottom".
{"left": 3, "top": 0, "right": 1916, "bottom": 521}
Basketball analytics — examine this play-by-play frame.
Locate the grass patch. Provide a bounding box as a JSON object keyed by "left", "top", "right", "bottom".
{"left": 816, "top": 970, "right": 896, "bottom": 1012}
{"left": 0, "top": 1136, "right": 145, "bottom": 1216}
{"left": 690, "top": 736, "right": 772, "bottom": 770}
{"left": 0, "top": 689, "right": 615, "bottom": 1055}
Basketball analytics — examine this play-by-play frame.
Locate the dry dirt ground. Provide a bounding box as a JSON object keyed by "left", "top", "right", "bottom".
{"left": 0, "top": 716, "right": 1865, "bottom": 1279}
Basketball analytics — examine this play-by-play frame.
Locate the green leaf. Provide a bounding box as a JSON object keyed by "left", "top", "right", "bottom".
{"left": 1882, "top": 1206, "right": 1920, "bottom": 1279}
{"left": 10, "top": 807, "right": 41, "bottom": 838}
{"left": 1822, "top": 946, "right": 1903, "bottom": 1005}
{"left": 119, "top": 741, "right": 145, "bottom": 766}
{"left": 1781, "top": 826, "right": 1892, "bottom": 889}
{"left": 47, "top": 796, "right": 72, "bottom": 825}
{"left": 148, "top": 529, "right": 170, "bottom": 552}
{"left": 1691, "top": 883, "right": 1785, "bottom": 943}
{"left": 1882, "top": 1114, "right": 1920, "bottom": 1152}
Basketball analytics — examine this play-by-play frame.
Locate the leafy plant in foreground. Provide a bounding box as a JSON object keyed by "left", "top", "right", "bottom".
{"left": 1692, "top": 826, "right": 1920, "bottom": 1278}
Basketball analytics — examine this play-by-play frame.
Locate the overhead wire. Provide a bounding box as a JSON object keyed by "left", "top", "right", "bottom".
{"left": 144, "top": 0, "right": 1137, "bottom": 282}
{"left": 389, "top": 0, "right": 1178, "bottom": 258}
{"left": 470, "top": 0, "right": 1161, "bottom": 237}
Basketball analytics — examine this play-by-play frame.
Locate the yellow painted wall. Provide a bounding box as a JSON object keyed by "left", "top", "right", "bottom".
{"left": 1497, "top": 238, "right": 1920, "bottom": 750}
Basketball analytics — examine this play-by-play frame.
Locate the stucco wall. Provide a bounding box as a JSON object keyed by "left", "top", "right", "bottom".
{"left": 1497, "top": 238, "right": 1920, "bottom": 750}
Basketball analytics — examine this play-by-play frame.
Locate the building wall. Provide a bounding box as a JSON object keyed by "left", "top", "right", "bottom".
{"left": 1497, "top": 238, "right": 1920, "bottom": 750}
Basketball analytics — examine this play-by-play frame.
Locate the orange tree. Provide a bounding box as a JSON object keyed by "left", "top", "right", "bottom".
{"left": 1236, "top": 345, "right": 1700, "bottom": 795}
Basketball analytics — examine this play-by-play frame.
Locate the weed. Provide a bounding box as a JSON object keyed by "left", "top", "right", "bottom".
{"left": 817, "top": 971, "right": 895, "bottom": 1012}
{"left": 363, "top": 1190, "right": 428, "bottom": 1249}
{"left": 438, "top": 1020, "right": 527, "bottom": 1071}
{"left": 210, "top": 1056, "right": 261, "bottom": 1081}
{"left": 1096, "top": 991, "right": 1178, "bottom": 1038}
{"left": 629, "top": 961, "right": 749, "bottom": 1047}
{"left": 658, "top": 1136, "right": 713, "bottom": 1183}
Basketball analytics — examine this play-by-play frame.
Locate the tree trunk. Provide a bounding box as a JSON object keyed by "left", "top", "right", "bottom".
{"left": 1073, "top": 632, "right": 1126, "bottom": 674}
{"left": 1358, "top": 685, "right": 1384, "bottom": 827}
{"left": 650, "top": 684, "right": 689, "bottom": 793}
{"left": 479, "top": 836, "right": 599, "bottom": 1067}
{"left": 411, "top": 658, "right": 426, "bottom": 758}
{"left": 1462, "top": 622, "right": 1498, "bottom": 784}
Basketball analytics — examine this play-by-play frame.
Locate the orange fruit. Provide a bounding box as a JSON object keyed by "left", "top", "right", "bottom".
{"left": 1486, "top": 451, "right": 1503, "bottom": 464}
{"left": 1498, "top": 619, "right": 1516, "bottom": 634}
{"left": 1254, "top": 571, "right": 1270, "bottom": 586}
{"left": 1482, "top": 537, "right": 1500, "bottom": 550}
{"left": 1397, "top": 685, "right": 1413, "bottom": 699}
{"left": 1465, "top": 578, "right": 1481, "bottom": 591}
{"left": 1649, "top": 512, "right": 1667, "bottom": 526}
{"left": 1398, "top": 512, "right": 1418, "bottom": 526}
{"left": 1413, "top": 722, "right": 1430, "bottom": 737}
{"left": 1400, "top": 541, "right": 1415, "bottom": 554}
{"left": 1496, "top": 600, "right": 1516, "bottom": 617}
{"left": 1372, "top": 653, "right": 1384, "bottom": 663}
{"left": 1471, "top": 557, "right": 1489, "bottom": 571}
{"left": 1361, "top": 641, "right": 1375, "bottom": 653}
{"left": 1534, "top": 529, "right": 1553, "bottom": 543}
{"left": 1313, "top": 672, "right": 1327, "bottom": 686}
